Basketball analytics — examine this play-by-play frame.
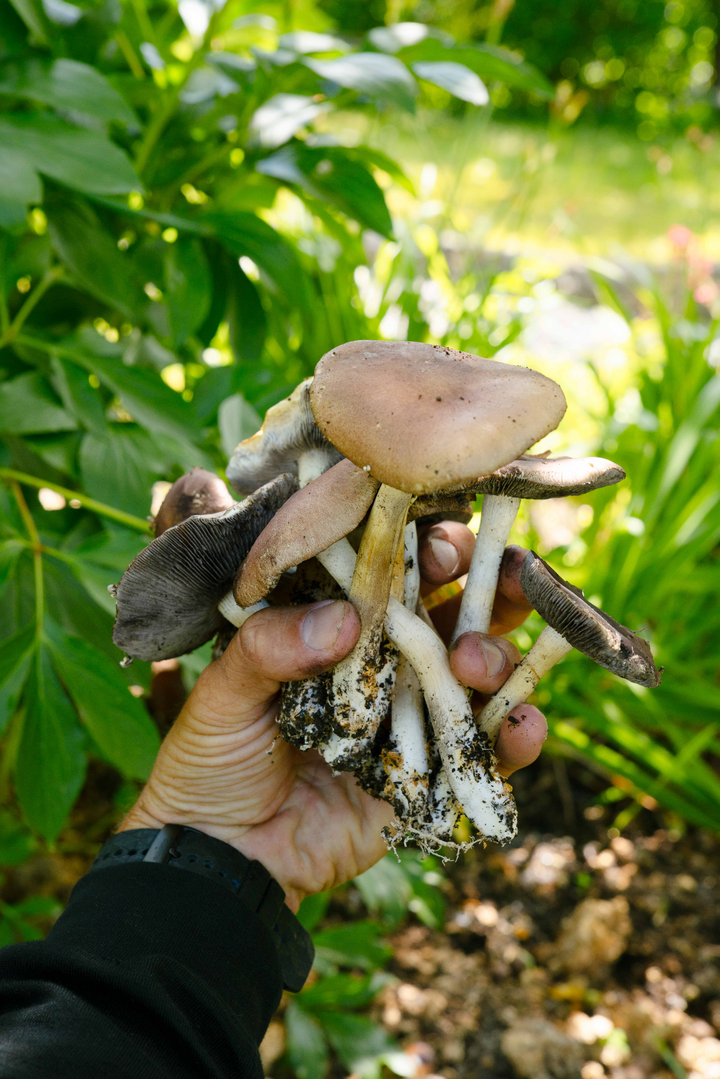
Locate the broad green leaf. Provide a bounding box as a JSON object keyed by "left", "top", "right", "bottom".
{"left": 0, "top": 812, "right": 37, "bottom": 867}
{"left": 0, "top": 59, "right": 137, "bottom": 126}
{"left": 15, "top": 645, "right": 86, "bottom": 841}
{"left": 320, "top": 1012, "right": 397, "bottom": 1079}
{"left": 297, "top": 891, "right": 331, "bottom": 931}
{"left": 0, "top": 624, "right": 34, "bottom": 736}
{"left": 354, "top": 855, "right": 411, "bottom": 926}
{"left": 164, "top": 237, "right": 211, "bottom": 348}
{"left": 279, "top": 30, "right": 349, "bottom": 53}
{"left": 204, "top": 211, "right": 313, "bottom": 315}
{"left": 313, "top": 922, "right": 391, "bottom": 972}
{"left": 227, "top": 261, "right": 267, "bottom": 365}
{"left": 304, "top": 53, "right": 417, "bottom": 113}
{"left": 0, "top": 541, "right": 23, "bottom": 600}
{"left": 6, "top": 0, "right": 48, "bottom": 43}
{"left": 45, "top": 194, "right": 145, "bottom": 320}
{"left": 79, "top": 428, "right": 156, "bottom": 518}
{"left": 368, "top": 22, "right": 451, "bottom": 53}
{"left": 249, "top": 94, "right": 331, "bottom": 149}
{"left": 398, "top": 39, "right": 554, "bottom": 98}
{"left": 0, "top": 113, "right": 140, "bottom": 196}
{"left": 218, "top": 393, "right": 261, "bottom": 459}
{"left": 0, "top": 372, "right": 76, "bottom": 434}
{"left": 286, "top": 1001, "right": 329, "bottom": 1079}
{"left": 0, "top": 148, "right": 42, "bottom": 228}
{"left": 47, "top": 628, "right": 159, "bottom": 780}
{"left": 39, "top": 330, "right": 200, "bottom": 443}
{"left": 300, "top": 972, "right": 382, "bottom": 1011}
{"left": 50, "top": 356, "right": 107, "bottom": 434}
{"left": 412, "top": 60, "right": 488, "bottom": 106}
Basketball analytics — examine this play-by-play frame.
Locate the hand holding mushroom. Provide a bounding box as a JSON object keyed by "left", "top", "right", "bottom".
{"left": 112, "top": 339, "right": 661, "bottom": 855}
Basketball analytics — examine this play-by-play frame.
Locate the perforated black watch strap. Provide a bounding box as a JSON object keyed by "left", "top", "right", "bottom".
{"left": 90, "top": 825, "right": 314, "bottom": 992}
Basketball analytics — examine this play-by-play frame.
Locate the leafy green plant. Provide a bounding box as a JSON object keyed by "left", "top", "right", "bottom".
{"left": 0, "top": 0, "right": 548, "bottom": 841}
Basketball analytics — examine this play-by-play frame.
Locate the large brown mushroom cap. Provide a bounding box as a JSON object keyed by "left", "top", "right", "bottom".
{"left": 154, "top": 468, "right": 235, "bottom": 537}
{"left": 113, "top": 472, "right": 297, "bottom": 662}
{"left": 226, "top": 378, "right": 340, "bottom": 496}
{"left": 310, "top": 341, "right": 567, "bottom": 494}
{"left": 520, "top": 551, "right": 662, "bottom": 688}
{"left": 235, "top": 459, "right": 380, "bottom": 607}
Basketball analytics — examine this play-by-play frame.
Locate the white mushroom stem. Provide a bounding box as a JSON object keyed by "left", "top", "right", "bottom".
{"left": 297, "top": 447, "right": 336, "bottom": 488}
{"left": 317, "top": 538, "right": 516, "bottom": 844}
{"left": 451, "top": 495, "right": 521, "bottom": 644}
{"left": 219, "top": 593, "right": 268, "bottom": 627}
{"left": 478, "top": 624, "right": 571, "bottom": 743}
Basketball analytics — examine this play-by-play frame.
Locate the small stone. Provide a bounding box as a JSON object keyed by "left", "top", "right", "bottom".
{"left": 501, "top": 1018, "right": 585, "bottom": 1079}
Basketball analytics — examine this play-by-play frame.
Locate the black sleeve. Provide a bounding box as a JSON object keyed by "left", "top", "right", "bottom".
{"left": 0, "top": 863, "right": 284, "bottom": 1079}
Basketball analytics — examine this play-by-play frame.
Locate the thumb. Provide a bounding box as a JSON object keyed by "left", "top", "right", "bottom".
{"left": 190, "top": 600, "right": 361, "bottom": 725}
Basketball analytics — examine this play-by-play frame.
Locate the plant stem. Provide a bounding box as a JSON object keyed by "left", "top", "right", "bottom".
{"left": 0, "top": 470, "right": 151, "bottom": 534}
{"left": 115, "top": 30, "right": 145, "bottom": 79}
{"left": 11, "top": 482, "right": 44, "bottom": 640}
{"left": 0, "top": 266, "right": 64, "bottom": 351}
{"left": 134, "top": 91, "right": 180, "bottom": 178}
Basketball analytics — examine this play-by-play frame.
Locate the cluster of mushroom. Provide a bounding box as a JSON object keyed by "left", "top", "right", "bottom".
{"left": 112, "top": 342, "right": 661, "bottom": 852}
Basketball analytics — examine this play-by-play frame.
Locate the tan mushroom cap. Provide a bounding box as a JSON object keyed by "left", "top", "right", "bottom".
{"left": 310, "top": 341, "right": 567, "bottom": 494}
{"left": 235, "top": 459, "right": 379, "bottom": 607}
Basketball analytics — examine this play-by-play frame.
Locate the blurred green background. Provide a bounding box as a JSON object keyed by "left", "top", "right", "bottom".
{"left": 0, "top": 0, "right": 719, "bottom": 1074}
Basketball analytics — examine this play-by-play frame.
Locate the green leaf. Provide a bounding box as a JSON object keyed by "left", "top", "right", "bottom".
{"left": 0, "top": 148, "right": 42, "bottom": 228}
{"left": 204, "top": 211, "right": 313, "bottom": 315}
{"left": 320, "top": 1012, "right": 397, "bottom": 1079}
{"left": 164, "top": 237, "right": 211, "bottom": 348}
{"left": 398, "top": 39, "right": 554, "bottom": 98}
{"left": 0, "top": 113, "right": 140, "bottom": 196}
{"left": 0, "top": 59, "right": 137, "bottom": 126}
{"left": 249, "top": 93, "right": 331, "bottom": 150}
{"left": 50, "top": 356, "right": 107, "bottom": 434}
{"left": 15, "top": 645, "right": 86, "bottom": 842}
{"left": 47, "top": 628, "right": 159, "bottom": 780}
{"left": 285, "top": 1001, "right": 329, "bottom": 1079}
{"left": 304, "top": 53, "right": 417, "bottom": 112}
{"left": 313, "top": 921, "right": 391, "bottom": 972}
{"left": 37, "top": 330, "right": 200, "bottom": 443}
{"left": 0, "top": 372, "right": 76, "bottom": 435}
{"left": 6, "top": 0, "right": 48, "bottom": 43}
{"left": 79, "top": 428, "right": 156, "bottom": 519}
{"left": 226, "top": 259, "right": 267, "bottom": 365}
{"left": 0, "top": 542, "right": 23, "bottom": 603}
{"left": 300, "top": 972, "right": 383, "bottom": 1011}
{"left": 354, "top": 855, "right": 412, "bottom": 927}
{"left": 217, "top": 393, "right": 261, "bottom": 459}
{"left": 0, "top": 812, "right": 37, "bottom": 867}
{"left": 412, "top": 60, "right": 489, "bottom": 105}
{"left": 297, "top": 891, "right": 331, "bottom": 931}
{"left": 45, "top": 194, "right": 145, "bottom": 320}
{"left": 0, "top": 623, "right": 34, "bottom": 737}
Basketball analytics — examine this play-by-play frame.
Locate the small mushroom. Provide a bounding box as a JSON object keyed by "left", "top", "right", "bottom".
{"left": 314, "top": 535, "right": 517, "bottom": 845}
{"left": 452, "top": 455, "right": 626, "bottom": 643}
{"left": 478, "top": 551, "right": 662, "bottom": 742}
{"left": 310, "top": 341, "right": 567, "bottom": 754}
{"left": 234, "top": 459, "right": 379, "bottom": 607}
{"left": 112, "top": 472, "right": 297, "bottom": 662}
{"left": 226, "top": 377, "right": 341, "bottom": 495}
{"left": 154, "top": 468, "right": 235, "bottom": 537}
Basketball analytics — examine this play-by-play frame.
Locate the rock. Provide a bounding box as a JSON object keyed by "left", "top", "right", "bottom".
{"left": 550, "top": 897, "right": 632, "bottom": 976}
{"left": 501, "top": 1018, "right": 585, "bottom": 1079}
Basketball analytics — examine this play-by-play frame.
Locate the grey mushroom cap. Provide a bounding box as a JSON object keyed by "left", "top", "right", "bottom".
{"left": 226, "top": 378, "right": 341, "bottom": 497}
{"left": 154, "top": 468, "right": 235, "bottom": 537}
{"left": 520, "top": 551, "right": 662, "bottom": 688}
{"left": 460, "top": 454, "right": 626, "bottom": 500}
{"left": 113, "top": 472, "right": 298, "bottom": 662}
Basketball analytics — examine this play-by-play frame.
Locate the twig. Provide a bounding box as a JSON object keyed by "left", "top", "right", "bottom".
{"left": 0, "top": 469, "right": 151, "bottom": 534}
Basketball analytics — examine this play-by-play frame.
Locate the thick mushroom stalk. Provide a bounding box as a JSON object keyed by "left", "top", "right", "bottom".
{"left": 452, "top": 455, "right": 626, "bottom": 644}
{"left": 478, "top": 551, "right": 662, "bottom": 742}
{"left": 315, "top": 537, "right": 517, "bottom": 845}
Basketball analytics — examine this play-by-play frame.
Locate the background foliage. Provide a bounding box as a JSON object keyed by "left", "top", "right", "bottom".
{"left": 1, "top": 0, "right": 720, "bottom": 1075}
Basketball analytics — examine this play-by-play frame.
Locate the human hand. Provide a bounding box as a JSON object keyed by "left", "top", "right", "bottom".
{"left": 120, "top": 526, "right": 547, "bottom": 910}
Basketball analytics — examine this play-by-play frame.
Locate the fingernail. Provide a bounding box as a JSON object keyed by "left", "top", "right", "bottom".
{"left": 479, "top": 637, "right": 506, "bottom": 678}
{"left": 428, "top": 535, "right": 459, "bottom": 575}
{"left": 301, "top": 600, "right": 346, "bottom": 651}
